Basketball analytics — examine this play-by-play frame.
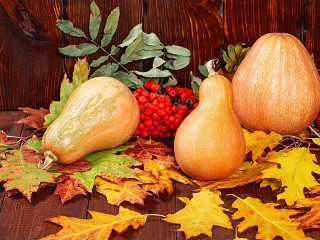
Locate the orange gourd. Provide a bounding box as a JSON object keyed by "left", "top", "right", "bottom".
{"left": 174, "top": 60, "right": 246, "bottom": 181}
{"left": 40, "top": 76, "right": 139, "bottom": 169}
{"left": 232, "top": 32, "right": 320, "bottom": 135}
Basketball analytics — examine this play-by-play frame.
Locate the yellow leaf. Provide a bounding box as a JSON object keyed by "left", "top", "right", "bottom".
{"left": 262, "top": 147, "right": 320, "bottom": 205}
{"left": 95, "top": 177, "right": 148, "bottom": 206}
{"left": 243, "top": 129, "right": 282, "bottom": 161}
{"left": 293, "top": 195, "right": 320, "bottom": 229}
{"left": 195, "top": 162, "right": 272, "bottom": 191}
{"left": 231, "top": 196, "right": 311, "bottom": 240}
{"left": 42, "top": 206, "right": 147, "bottom": 240}
{"left": 312, "top": 138, "right": 320, "bottom": 146}
{"left": 164, "top": 189, "right": 232, "bottom": 239}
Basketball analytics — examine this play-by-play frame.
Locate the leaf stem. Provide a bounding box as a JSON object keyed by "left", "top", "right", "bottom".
{"left": 84, "top": 36, "right": 130, "bottom": 73}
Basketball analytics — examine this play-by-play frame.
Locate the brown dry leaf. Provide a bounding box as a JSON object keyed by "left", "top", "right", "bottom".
{"left": 293, "top": 196, "right": 320, "bottom": 229}
{"left": 231, "top": 196, "right": 311, "bottom": 240}
{"left": 42, "top": 206, "right": 147, "bottom": 240}
{"left": 243, "top": 129, "right": 282, "bottom": 161}
{"left": 16, "top": 107, "right": 49, "bottom": 129}
{"left": 164, "top": 189, "right": 232, "bottom": 239}
{"left": 124, "top": 138, "right": 175, "bottom": 167}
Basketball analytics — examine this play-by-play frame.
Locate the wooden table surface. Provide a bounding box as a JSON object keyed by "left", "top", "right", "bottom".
{"left": 0, "top": 111, "right": 320, "bottom": 240}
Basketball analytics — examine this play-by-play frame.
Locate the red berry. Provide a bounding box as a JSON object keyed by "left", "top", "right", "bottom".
{"left": 138, "top": 96, "right": 148, "bottom": 104}
{"left": 168, "top": 89, "right": 177, "bottom": 98}
{"left": 148, "top": 92, "right": 156, "bottom": 102}
{"left": 150, "top": 83, "right": 161, "bottom": 92}
{"left": 160, "top": 125, "right": 168, "bottom": 133}
{"left": 180, "top": 92, "right": 188, "bottom": 102}
{"left": 140, "top": 130, "right": 149, "bottom": 138}
{"left": 140, "top": 113, "right": 146, "bottom": 121}
{"left": 133, "top": 90, "right": 140, "bottom": 98}
{"left": 186, "top": 89, "right": 193, "bottom": 96}
{"left": 178, "top": 87, "right": 186, "bottom": 95}
{"left": 152, "top": 112, "right": 160, "bottom": 121}
{"left": 141, "top": 89, "right": 149, "bottom": 97}
{"left": 193, "top": 102, "right": 199, "bottom": 109}
{"left": 134, "top": 129, "right": 140, "bottom": 136}
{"left": 152, "top": 130, "right": 159, "bottom": 138}
{"left": 165, "top": 86, "right": 173, "bottom": 93}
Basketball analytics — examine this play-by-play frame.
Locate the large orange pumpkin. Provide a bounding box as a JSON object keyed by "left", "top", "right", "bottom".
{"left": 232, "top": 33, "right": 320, "bottom": 135}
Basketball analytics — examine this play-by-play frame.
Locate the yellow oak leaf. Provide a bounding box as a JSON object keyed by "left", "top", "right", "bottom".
{"left": 231, "top": 196, "right": 311, "bottom": 240}
{"left": 293, "top": 195, "right": 320, "bottom": 229}
{"left": 312, "top": 138, "right": 320, "bottom": 146}
{"left": 262, "top": 147, "right": 320, "bottom": 205}
{"left": 243, "top": 129, "right": 282, "bottom": 161}
{"left": 42, "top": 206, "right": 147, "bottom": 240}
{"left": 94, "top": 176, "right": 148, "bottom": 206}
{"left": 194, "top": 161, "right": 272, "bottom": 191}
{"left": 164, "top": 189, "right": 232, "bottom": 239}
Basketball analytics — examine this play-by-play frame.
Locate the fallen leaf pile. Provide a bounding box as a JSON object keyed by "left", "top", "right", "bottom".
{"left": 1, "top": 127, "right": 320, "bottom": 239}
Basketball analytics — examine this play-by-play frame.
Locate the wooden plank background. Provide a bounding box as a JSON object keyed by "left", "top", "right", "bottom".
{"left": 0, "top": 0, "right": 319, "bottom": 111}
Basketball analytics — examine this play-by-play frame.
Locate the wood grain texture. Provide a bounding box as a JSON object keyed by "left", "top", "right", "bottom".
{"left": 0, "top": 0, "right": 63, "bottom": 111}
{"left": 223, "top": 0, "right": 305, "bottom": 45}
{"left": 305, "top": 0, "right": 320, "bottom": 68}
{"left": 143, "top": 0, "right": 223, "bottom": 87}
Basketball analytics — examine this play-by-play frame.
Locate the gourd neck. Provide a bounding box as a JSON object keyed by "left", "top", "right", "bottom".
{"left": 38, "top": 150, "right": 58, "bottom": 169}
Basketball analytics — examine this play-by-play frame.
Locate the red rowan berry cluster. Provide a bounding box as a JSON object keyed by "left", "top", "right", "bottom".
{"left": 133, "top": 80, "right": 198, "bottom": 138}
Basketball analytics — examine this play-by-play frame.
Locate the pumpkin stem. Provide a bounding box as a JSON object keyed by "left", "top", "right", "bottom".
{"left": 38, "top": 150, "right": 58, "bottom": 170}
{"left": 206, "top": 59, "right": 220, "bottom": 76}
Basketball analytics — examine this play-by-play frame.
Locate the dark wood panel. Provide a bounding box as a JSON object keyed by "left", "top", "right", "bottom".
{"left": 143, "top": 0, "right": 223, "bottom": 87}
{"left": 0, "top": 0, "right": 64, "bottom": 111}
{"left": 62, "top": 0, "right": 144, "bottom": 78}
{"left": 223, "top": 0, "right": 305, "bottom": 46}
{"left": 305, "top": 0, "right": 320, "bottom": 68}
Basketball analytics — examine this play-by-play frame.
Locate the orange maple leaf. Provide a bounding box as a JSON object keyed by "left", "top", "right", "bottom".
{"left": 95, "top": 176, "right": 149, "bottom": 206}
{"left": 293, "top": 195, "right": 320, "bottom": 229}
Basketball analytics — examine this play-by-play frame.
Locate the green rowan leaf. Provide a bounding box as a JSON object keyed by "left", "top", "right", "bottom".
{"left": 198, "top": 64, "right": 208, "bottom": 77}
{"left": 120, "top": 32, "right": 144, "bottom": 64}
{"left": 143, "top": 32, "right": 163, "bottom": 47}
{"left": 90, "top": 63, "right": 119, "bottom": 78}
{"left": 164, "top": 56, "right": 190, "bottom": 70}
{"left": 89, "top": 1, "right": 101, "bottom": 40}
{"left": 165, "top": 45, "right": 190, "bottom": 57}
{"left": 101, "top": 7, "right": 120, "bottom": 47}
{"left": 135, "top": 49, "right": 164, "bottom": 60}
{"left": 118, "top": 24, "right": 143, "bottom": 48}
{"left": 90, "top": 56, "right": 109, "bottom": 68}
{"left": 56, "top": 19, "right": 86, "bottom": 38}
{"left": 59, "top": 43, "right": 99, "bottom": 57}
{"left": 110, "top": 45, "right": 120, "bottom": 55}
{"left": 152, "top": 56, "right": 166, "bottom": 68}
{"left": 133, "top": 68, "right": 172, "bottom": 78}
{"left": 161, "top": 76, "right": 177, "bottom": 88}
{"left": 191, "top": 74, "right": 202, "bottom": 99}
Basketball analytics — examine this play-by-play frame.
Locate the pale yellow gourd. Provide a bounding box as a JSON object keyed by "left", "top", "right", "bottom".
{"left": 40, "top": 76, "right": 140, "bottom": 169}
{"left": 232, "top": 32, "right": 320, "bottom": 135}
{"left": 174, "top": 60, "right": 246, "bottom": 180}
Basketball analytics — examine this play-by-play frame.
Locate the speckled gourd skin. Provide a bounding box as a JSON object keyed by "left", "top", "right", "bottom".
{"left": 174, "top": 73, "right": 246, "bottom": 181}
{"left": 42, "top": 77, "right": 140, "bottom": 164}
{"left": 232, "top": 33, "right": 320, "bottom": 135}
